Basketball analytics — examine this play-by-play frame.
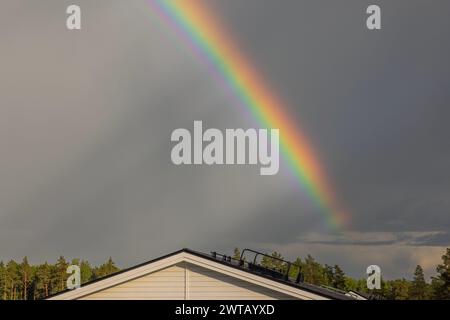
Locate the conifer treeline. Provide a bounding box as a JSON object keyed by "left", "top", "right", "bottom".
{"left": 0, "top": 256, "right": 119, "bottom": 300}
{"left": 1, "top": 248, "right": 449, "bottom": 300}
{"left": 232, "top": 247, "right": 450, "bottom": 300}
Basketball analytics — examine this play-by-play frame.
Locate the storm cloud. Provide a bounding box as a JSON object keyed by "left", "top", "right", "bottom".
{"left": 0, "top": 0, "right": 449, "bottom": 280}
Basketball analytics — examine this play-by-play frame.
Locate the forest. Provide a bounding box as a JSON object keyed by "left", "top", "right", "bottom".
{"left": 246, "top": 247, "right": 450, "bottom": 300}
{"left": 0, "top": 256, "right": 119, "bottom": 300}
{"left": 0, "top": 248, "right": 449, "bottom": 300}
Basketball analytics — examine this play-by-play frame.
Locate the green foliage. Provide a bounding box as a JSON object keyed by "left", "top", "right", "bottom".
{"left": 35, "top": 262, "right": 51, "bottom": 298}
{"left": 409, "top": 265, "right": 428, "bottom": 299}
{"left": 301, "top": 255, "right": 328, "bottom": 285}
{"left": 232, "top": 248, "right": 241, "bottom": 261}
{"left": 80, "top": 260, "right": 93, "bottom": 284}
{"left": 332, "top": 265, "right": 347, "bottom": 291}
{"left": 0, "top": 256, "right": 120, "bottom": 300}
{"left": 1, "top": 247, "right": 450, "bottom": 300}
{"left": 234, "top": 247, "right": 450, "bottom": 300}
{"left": 260, "top": 251, "right": 284, "bottom": 272}
{"left": 52, "top": 256, "right": 69, "bottom": 293}
{"left": 431, "top": 248, "right": 450, "bottom": 299}
{"left": 19, "top": 257, "right": 32, "bottom": 300}
{"left": 0, "top": 261, "right": 6, "bottom": 300}
{"left": 289, "top": 258, "right": 303, "bottom": 278}
{"left": 344, "top": 277, "right": 367, "bottom": 293}
{"left": 383, "top": 278, "right": 410, "bottom": 300}
{"left": 6, "top": 260, "right": 20, "bottom": 300}
{"left": 92, "top": 257, "right": 120, "bottom": 280}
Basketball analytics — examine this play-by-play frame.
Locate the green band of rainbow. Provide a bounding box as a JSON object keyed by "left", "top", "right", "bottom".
{"left": 149, "top": 0, "right": 349, "bottom": 230}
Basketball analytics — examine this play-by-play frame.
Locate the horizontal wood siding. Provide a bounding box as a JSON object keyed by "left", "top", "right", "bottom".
{"left": 187, "top": 264, "right": 296, "bottom": 300}
{"left": 80, "top": 263, "right": 186, "bottom": 300}
{"left": 79, "top": 262, "right": 298, "bottom": 300}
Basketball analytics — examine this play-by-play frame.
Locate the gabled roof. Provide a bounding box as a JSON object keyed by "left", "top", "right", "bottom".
{"left": 47, "top": 248, "right": 354, "bottom": 300}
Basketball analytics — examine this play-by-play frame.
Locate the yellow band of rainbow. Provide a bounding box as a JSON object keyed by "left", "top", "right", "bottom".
{"left": 149, "top": 0, "right": 349, "bottom": 230}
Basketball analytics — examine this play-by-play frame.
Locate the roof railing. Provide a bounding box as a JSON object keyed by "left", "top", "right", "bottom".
{"left": 210, "top": 249, "right": 304, "bottom": 284}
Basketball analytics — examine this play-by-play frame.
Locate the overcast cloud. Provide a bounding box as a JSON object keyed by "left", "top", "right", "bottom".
{"left": 1, "top": 0, "right": 449, "bottom": 280}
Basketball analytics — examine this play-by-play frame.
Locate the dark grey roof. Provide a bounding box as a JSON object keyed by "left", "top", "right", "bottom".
{"left": 186, "top": 249, "right": 354, "bottom": 300}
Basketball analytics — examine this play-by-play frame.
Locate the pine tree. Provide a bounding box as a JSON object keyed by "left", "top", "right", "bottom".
{"left": 104, "top": 257, "right": 119, "bottom": 275}
{"left": 431, "top": 248, "right": 450, "bottom": 299}
{"left": 290, "top": 258, "right": 303, "bottom": 279}
{"left": 92, "top": 257, "right": 120, "bottom": 279}
{"left": 344, "top": 277, "right": 367, "bottom": 293}
{"left": 261, "top": 252, "right": 285, "bottom": 272}
{"left": 409, "top": 265, "right": 427, "bottom": 299}
{"left": 303, "top": 255, "right": 327, "bottom": 285}
{"left": 323, "top": 264, "right": 334, "bottom": 286}
{"left": 52, "top": 256, "right": 69, "bottom": 294}
{"left": 232, "top": 248, "right": 241, "bottom": 261}
{"left": 332, "top": 265, "right": 347, "bottom": 291}
{"left": 36, "top": 263, "right": 52, "bottom": 298}
{"left": 384, "top": 278, "right": 411, "bottom": 300}
{"left": 6, "top": 260, "right": 20, "bottom": 300}
{"left": 0, "top": 262, "right": 5, "bottom": 300}
{"left": 79, "top": 260, "right": 93, "bottom": 284}
{"left": 19, "top": 257, "right": 32, "bottom": 300}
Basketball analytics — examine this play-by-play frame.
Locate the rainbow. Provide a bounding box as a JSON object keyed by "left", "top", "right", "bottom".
{"left": 148, "top": 0, "right": 349, "bottom": 230}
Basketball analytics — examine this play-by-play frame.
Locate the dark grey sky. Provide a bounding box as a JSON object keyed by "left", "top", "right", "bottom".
{"left": 1, "top": 0, "right": 449, "bottom": 280}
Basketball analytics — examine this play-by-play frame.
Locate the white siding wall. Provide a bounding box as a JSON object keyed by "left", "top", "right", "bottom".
{"left": 80, "top": 262, "right": 296, "bottom": 300}
{"left": 186, "top": 263, "right": 295, "bottom": 300}
{"left": 81, "top": 263, "right": 186, "bottom": 300}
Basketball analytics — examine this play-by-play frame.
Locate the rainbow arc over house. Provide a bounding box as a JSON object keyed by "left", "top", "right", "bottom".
{"left": 148, "top": 0, "right": 349, "bottom": 230}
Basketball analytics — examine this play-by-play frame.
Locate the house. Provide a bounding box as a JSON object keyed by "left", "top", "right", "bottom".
{"left": 47, "top": 248, "right": 354, "bottom": 300}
